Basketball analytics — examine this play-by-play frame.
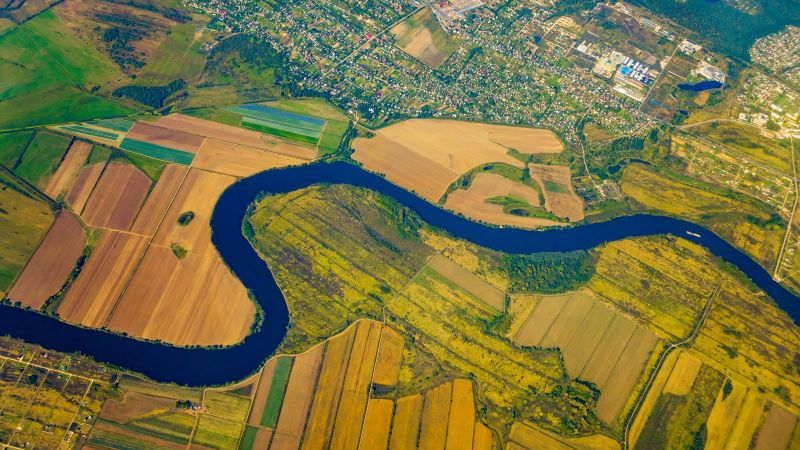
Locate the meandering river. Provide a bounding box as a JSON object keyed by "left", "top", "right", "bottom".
{"left": 0, "top": 161, "right": 797, "bottom": 385}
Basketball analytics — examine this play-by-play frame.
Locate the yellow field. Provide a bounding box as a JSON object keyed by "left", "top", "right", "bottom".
{"left": 628, "top": 351, "right": 681, "bottom": 447}
{"left": 373, "top": 327, "right": 405, "bottom": 388}
{"left": 419, "top": 381, "right": 452, "bottom": 450}
{"left": 445, "top": 379, "right": 475, "bottom": 450}
{"left": 508, "top": 421, "right": 620, "bottom": 449}
{"left": 661, "top": 352, "right": 702, "bottom": 396}
{"left": 359, "top": 399, "right": 394, "bottom": 449}
{"left": 389, "top": 394, "right": 423, "bottom": 450}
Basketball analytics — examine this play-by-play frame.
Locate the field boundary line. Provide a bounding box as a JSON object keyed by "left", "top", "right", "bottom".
{"left": 622, "top": 279, "right": 722, "bottom": 450}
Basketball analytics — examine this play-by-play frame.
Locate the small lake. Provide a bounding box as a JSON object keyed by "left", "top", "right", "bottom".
{"left": 678, "top": 80, "right": 723, "bottom": 92}
{"left": 0, "top": 161, "right": 797, "bottom": 385}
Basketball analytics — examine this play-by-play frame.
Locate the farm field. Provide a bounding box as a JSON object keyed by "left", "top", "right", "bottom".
{"left": 43, "top": 140, "right": 92, "bottom": 199}
{"left": 508, "top": 421, "right": 619, "bottom": 449}
{"left": 530, "top": 164, "right": 585, "bottom": 221}
{"left": 629, "top": 349, "right": 800, "bottom": 450}
{"left": 427, "top": 254, "right": 505, "bottom": 310}
{"left": 352, "top": 119, "right": 563, "bottom": 202}
{"left": 444, "top": 171, "right": 563, "bottom": 228}
{"left": 512, "top": 291, "right": 659, "bottom": 423}
{"left": 226, "top": 104, "right": 324, "bottom": 146}
{"left": 80, "top": 163, "right": 152, "bottom": 230}
{"left": 108, "top": 168, "right": 255, "bottom": 346}
{"left": 12, "top": 131, "right": 71, "bottom": 187}
{"left": 587, "top": 237, "right": 720, "bottom": 340}
{"left": 65, "top": 163, "right": 106, "bottom": 214}
{"left": 390, "top": 7, "right": 459, "bottom": 68}
{"left": 266, "top": 98, "right": 351, "bottom": 156}
{"left": 6, "top": 212, "right": 85, "bottom": 309}
{"left": 193, "top": 139, "right": 308, "bottom": 177}
{"left": 621, "top": 164, "right": 784, "bottom": 271}
{"left": 0, "top": 171, "right": 53, "bottom": 292}
{"left": 0, "top": 130, "right": 33, "bottom": 168}
{"left": 246, "top": 184, "right": 609, "bottom": 436}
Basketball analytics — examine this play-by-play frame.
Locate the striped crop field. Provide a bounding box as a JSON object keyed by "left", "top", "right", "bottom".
{"left": 227, "top": 104, "right": 325, "bottom": 144}
{"left": 86, "top": 118, "right": 134, "bottom": 132}
{"left": 60, "top": 125, "right": 118, "bottom": 140}
{"left": 120, "top": 138, "right": 194, "bottom": 165}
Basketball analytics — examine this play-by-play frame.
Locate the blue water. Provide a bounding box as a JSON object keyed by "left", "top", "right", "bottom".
{"left": 678, "top": 80, "right": 723, "bottom": 91}
{"left": 0, "top": 161, "right": 797, "bottom": 386}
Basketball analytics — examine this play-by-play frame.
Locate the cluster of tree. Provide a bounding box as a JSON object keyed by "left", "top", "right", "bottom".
{"left": 505, "top": 250, "right": 596, "bottom": 293}
{"left": 112, "top": 79, "right": 186, "bottom": 108}
{"left": 634, "top": 0, "right": 800, "bottom": 62}
{"left": 102, "top": 26, "right": 146, "bottom": 71}
{"left": 206, "top": 34, "right": 288, "bottom": 87}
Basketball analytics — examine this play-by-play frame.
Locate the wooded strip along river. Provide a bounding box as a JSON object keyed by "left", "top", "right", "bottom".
{"left": 0, "top": 161, "right": 797, "bottom": 386}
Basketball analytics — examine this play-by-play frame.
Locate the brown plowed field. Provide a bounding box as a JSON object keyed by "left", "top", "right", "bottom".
{"left": 81, "top": 163, "right": 151, "bottom": 230}
{"left": 444, "top": 171, "right": 562, "bottom": 227}
{"left": 359, "top": 399, "right": 394, "bottom": 449}
{"left": 65, "top": 163, "right": 104, "bottom": 214}
{"left": 107, "top": 244, "right": 255, "bottom": 345}
{"left": 107, "top": 169, "right": 254, "bottom": 346}
{"left": 303, "top": 328, "right": 356, "bottom": 450}
{"left": 538, "top": 292, "right": 594, "bottom": 348}
{"left": 130, "top": 165, "right": 188, "bottom": 236}
{"left": 271, "top": 345, "right": 324, "bottom": 449}
{"left": 418, "top": 381, "right": 453, "bottom": 450}
{"left": 44, "top": 140, "right": 91, "bottom": 199}
{"left": 445, "top": 379, "right": 475, "bottom": 450}
{"left": 352, "top": 119, "right": 562, "bottom": 201}
{"left": 7, "top": 212, "right": 85, "bottom": 309}
{"left": 329, "top": 321, "right": 382, "bottom": 450}
{"left": 57, "top": 231, "right": 149, "bottom": 328}
{"left": 248, "top": 358, "right": 277, "bottom": 426}
{"left": 513, "top": 295, "right": 570, "bottom": 346}
{"left": 373, "top": 327, "right": 404, "bottom": 387}
{"left": 152, "top": 114, "right": 317, "bottom": 159}
{"left": 428, "top": 254, "right": 505, "bottom": 310}
{"left": 389, "top": 394, "right": 423, "bottom": 450}
{"left": 754, "top": 403, "right": 798, "bottom": 450}
{"left": 192, "top": 139, "right": 308, "bottom": 178}
{"left": 530, "top": 164, "right": 584, "bottom": 221}
{"left": 126, "top": 121, "right": 205, "bottom": 154}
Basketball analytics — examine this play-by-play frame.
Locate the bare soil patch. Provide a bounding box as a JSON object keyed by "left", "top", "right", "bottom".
{"left": 81, "top": 163, "right": 151, "bottom": 230}
{"left": 65, "top": 163, "right": 104, "bottom": 214}
{"left": 130, "top": 164, "right": 188, "bottom": 236}
{"left": 444, "top": 172, "right": 562, "bottom": 228}
{"left": 530, "top": 164, "right": 584, "bottom": 221}
{"left": 127, "top": 121, "right": 205, "bottom": 154}
{"left": 57, "top": 231, "right": 149, "bottom": 328}
{"left": 7, "top": 212, "right": 85, "bottom": 309}
{"left": 428, "top": 254, "right": 505, "bottom": 310}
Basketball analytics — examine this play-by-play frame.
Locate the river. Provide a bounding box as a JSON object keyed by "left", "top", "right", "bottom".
{"left": 0, "top": 161, "right": 796, "bottom": 386}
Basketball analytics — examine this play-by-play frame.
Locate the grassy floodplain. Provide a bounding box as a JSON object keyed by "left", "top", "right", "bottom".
{"left": 0, "top": 10, "right": 134, "bottom": 129}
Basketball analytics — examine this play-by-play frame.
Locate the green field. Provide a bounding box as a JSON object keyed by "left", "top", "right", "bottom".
{"left": 89, "top": 428, "right": 166, "bottom": 450}
{"left": 0, "top": 9, "right": 134, "bottom": 129}
{"left": 120, "top": 138, "right": 194, "bottom": 165}
{"left": 238, "top": 425, "right": 258, "bottom": 450}
{"left": 267, "top": 99, "right": 350, "bottom": 155}
{"left": 193, "top": 414, "right": 243, "bottom": 449}
{"left": 135, "top": 20, "right": 209, "bottom": 85}
{"left": 87, "top": 146, "right": 112, "bottom": 166}
{"left": 240, "top": 119, "right": 319, "bottom": 145}
{"left": 122, "top": 412, "right": 194, "bottom": 444}
{"left": 0, "top": 130, "right": 33, "bottom": 168}
{"left": 86, "top": 118, "right": 134, "bottom": 132}
{"left": 260, "top": 357, "right": 292, "bottom": 428}
{"left": 13, "top": 131, "right": 71, "bottom": 186}
{"left": 60, "top": 125, "right": 119, "bottom": 141}
{"left": 204, "top": 391, "right": 250, "bottom": 422}
{"left": 0, "top": 171, "right": 53, "bottom": 290}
